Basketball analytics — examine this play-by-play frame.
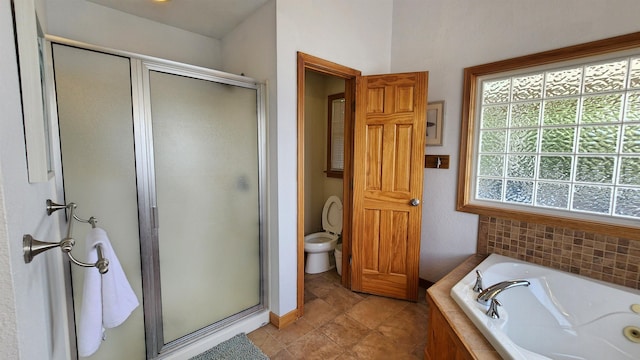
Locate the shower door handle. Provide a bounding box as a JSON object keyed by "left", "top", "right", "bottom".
{"left": 409, "top": 198, "right": 420, "bottom": 206}
{"left": 151, "top": 206, "right": 159, "bottom": 229}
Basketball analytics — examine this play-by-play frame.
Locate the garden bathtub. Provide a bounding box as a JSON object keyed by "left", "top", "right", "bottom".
{"left": 451, "top": 254, "right": 640, "bottom": 359}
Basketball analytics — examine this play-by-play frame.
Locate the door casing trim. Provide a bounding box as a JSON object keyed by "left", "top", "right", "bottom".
{"left": 296, "top": 52, "right": 360, "bottom": 316}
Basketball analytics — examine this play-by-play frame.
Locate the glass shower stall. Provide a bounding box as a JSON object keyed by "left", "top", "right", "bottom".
{"left": 51, "top": 40, "right": 267, "bottom": 359}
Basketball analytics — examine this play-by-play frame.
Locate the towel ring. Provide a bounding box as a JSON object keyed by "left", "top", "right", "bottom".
{"left": 23, "top": 200, "right": 109, "bottom": 274}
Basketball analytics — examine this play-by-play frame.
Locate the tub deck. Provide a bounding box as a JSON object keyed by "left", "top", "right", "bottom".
{"left": 426, "top": 254, "right": 501, "bottom": 359}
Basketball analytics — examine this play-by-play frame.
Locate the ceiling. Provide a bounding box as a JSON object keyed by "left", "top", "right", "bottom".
{"left": 85, "top": 0, "right": 269, "bottom": 39}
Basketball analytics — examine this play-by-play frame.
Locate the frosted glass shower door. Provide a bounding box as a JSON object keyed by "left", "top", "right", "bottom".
{"left": 52, "top": 44, "right": 146, "bottom": 360}
{"left": 147, "top": 69, "right": 262, "bottom": 345}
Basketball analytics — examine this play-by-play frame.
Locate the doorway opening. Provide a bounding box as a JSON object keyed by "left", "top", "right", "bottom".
{"left": 296, "top": 53, "right": 428, "bottom": 317}
{"left": 296, "top": 53, "right": 360, "bottom": 316}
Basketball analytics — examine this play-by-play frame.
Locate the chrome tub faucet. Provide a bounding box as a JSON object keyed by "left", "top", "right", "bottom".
{"left": 476, "top": 279, "right": 531, "bottom": 305}
{"left": 476, "top": 279, "right": 530, "bottom": 319}
{"left": 473, "top": 278, "right": 531, "bottom": 319}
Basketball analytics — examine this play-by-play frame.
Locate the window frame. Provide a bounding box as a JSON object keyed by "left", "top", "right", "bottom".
{"left": 457, "top": 31, "right": 640, "bottom": 239}
{"left": 326, "top": 92, "right": 345, "bottom": 178}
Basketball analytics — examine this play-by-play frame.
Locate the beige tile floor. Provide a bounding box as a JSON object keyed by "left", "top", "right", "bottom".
{"left": 248, "top": 270, "right": 429, "bottom": 359}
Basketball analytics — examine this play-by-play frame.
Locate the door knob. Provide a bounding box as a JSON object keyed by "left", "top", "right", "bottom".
{"left": 409, "top": 198, "right": 420, "bottom": 206}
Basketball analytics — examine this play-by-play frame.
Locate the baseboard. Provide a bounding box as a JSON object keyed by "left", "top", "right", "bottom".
{"left": 269, "top": 309, "right": 299, "bottom": 329}
{"left": 419, "top": 277, "right": 435, "bottom": 289}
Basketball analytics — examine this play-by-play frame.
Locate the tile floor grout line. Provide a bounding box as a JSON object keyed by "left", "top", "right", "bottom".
{"left": 251, "top": 270, "right": 429, "bottom": 359}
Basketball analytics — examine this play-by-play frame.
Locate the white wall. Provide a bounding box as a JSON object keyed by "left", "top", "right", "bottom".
{"left": 0, "top": 0, "right": 68, "bottom": 358}
{"left": 46, "top": 0, "right": 222, "bottom": 69}
{"left": 0, "top": 3, "right": 23, "bottom": 355}
{"left": 274, "top": 0, "right": 394, "bottom": 316}
{"left": 390, "top": 0, "right": 640, "bottom": 281}
{"left": 221, "top": 0, "right": 276, "bottom": 79}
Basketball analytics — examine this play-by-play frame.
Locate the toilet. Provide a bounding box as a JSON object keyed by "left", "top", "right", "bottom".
{"left": 304, "top": 196, "right": 342, "bottom": 274}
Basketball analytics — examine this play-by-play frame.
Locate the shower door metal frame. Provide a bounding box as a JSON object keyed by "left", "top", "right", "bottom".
{"left": 132, "top": 60, "right": 268, "bottom": 359}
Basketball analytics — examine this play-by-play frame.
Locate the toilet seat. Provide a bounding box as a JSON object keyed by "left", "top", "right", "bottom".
{"left": 321, "top": 195, "right": 342, "bottom": 235}
{"left": 304, "top": 232, "right": 339, "bottom": 252}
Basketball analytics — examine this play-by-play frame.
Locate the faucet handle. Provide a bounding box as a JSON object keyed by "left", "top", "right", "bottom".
{"left": 473, "top": 270, "right": 483, "bottom": 293}
{"left": 486, "top": 298, "right": 501, "bottom": 319}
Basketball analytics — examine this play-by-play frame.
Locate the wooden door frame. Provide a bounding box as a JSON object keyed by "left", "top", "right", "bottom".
{"left": 296, "top": 52, "right": 360, "bottom": 316}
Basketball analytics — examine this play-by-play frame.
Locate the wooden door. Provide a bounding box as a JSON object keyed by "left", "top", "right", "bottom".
{"left": 351, "top": 72, "right": 428, "bottom": 301}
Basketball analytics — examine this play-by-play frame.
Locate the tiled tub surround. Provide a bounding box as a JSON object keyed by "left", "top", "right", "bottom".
{"left": 478, "top": 215, "right": 640, "bottom": 289}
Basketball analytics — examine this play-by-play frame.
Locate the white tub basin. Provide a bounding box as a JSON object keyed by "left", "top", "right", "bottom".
{"left": 451, "top": 253, "right": 640, "bottom": 359}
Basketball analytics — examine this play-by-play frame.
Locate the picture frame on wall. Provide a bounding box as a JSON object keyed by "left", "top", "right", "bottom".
{"left": 426, "top": 100, "right": 444, "bottom": 146}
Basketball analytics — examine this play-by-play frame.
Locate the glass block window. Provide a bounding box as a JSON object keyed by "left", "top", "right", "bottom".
{"left": 475, "top": 55, "right": 640, "bottom": 220}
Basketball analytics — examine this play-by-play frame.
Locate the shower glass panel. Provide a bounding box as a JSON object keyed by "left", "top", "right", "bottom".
{"left": 147, "top": 70, "right": 262, "bottom": 344}
{"left": 52, "top": 44, "right": 145, "bottom": 360}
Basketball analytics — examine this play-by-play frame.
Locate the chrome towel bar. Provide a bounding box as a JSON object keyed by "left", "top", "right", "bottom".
{"left": 23, "top": 200, "right": 109, "bottom": 274}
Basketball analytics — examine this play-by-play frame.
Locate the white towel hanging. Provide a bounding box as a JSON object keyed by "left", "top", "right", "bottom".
{"left": 77, "top": 228, "right": 139, "bottom": 357}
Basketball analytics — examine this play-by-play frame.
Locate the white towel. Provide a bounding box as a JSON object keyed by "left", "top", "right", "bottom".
{"left": 77, "top": 228, "right": 139, "bottom": 357}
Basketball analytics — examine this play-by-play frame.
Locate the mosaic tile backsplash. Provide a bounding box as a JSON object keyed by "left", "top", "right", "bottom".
{"left": 477, "top": 215, "right": 640, "bottom": 289}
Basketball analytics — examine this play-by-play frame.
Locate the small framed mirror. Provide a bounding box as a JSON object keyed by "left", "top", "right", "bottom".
{"left": 326, "top": 93, "right": 345, "bottom": 178}
{"left": 14, "top": 0, "right": 53, "bottom": 182}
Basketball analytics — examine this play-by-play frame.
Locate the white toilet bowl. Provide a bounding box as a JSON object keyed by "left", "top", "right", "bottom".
{"left": 304, "top": 196, "right": 342, "bottom": 274}
{"left": 304, "top": 233, "right": 339, "bottom": 274}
